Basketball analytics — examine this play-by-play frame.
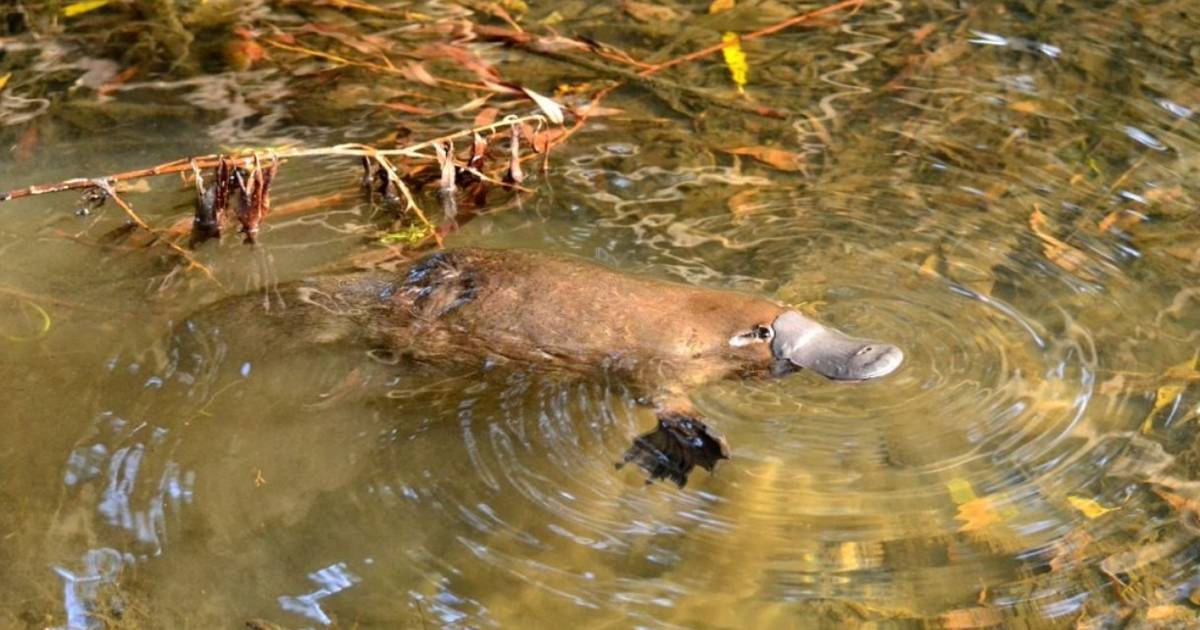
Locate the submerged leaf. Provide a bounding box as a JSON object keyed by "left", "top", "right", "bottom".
{"left": 720, "top": 32, "right": 748, "bottom": 94}
{"left": 379, "top": 225, "right": 432, "bottom": 245}
{"left": 1067, "top": 496, "right": 1116, "bottom": 519}
{"left": 1139, "top": 355, "right": 1193, "bottom": 433}
{"left": 722, "top": 146, "right": 806, "bottom": 172}
{"left": 622, "top": 0, "right": 684, "bottom": 22}
{"left": 62, "top": 0, "right": 109, "bottom": 17}
{"left": 0, "top": 73, "right": 9, "bottom": 92}
{"left": 946, "top": 477, "right": 977, "bottom": 503}
{"left": 956, "top": 498, "right": 1000, "bottom": 532}
{"left": 939, "top": 607, "right": 1004, "bottom": 629}
{"left": 708, "top": 0, "right": 734, "bottom": 13}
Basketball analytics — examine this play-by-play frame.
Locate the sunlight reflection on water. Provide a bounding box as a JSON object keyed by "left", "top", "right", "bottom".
{"left": 3, "top": 0, "right": 1200, "bottom": 627}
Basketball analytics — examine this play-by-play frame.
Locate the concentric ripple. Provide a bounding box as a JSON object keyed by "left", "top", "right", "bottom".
{"left": 10, "top": 0, "right": 1200, "bottom": 627}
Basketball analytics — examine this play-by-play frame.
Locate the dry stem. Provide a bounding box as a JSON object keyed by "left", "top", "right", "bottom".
{"left": 92, "top": 180, "right": 220, "bottom": 285}
{"left": 0, "top": 114, "right": 549, "bottom": 202}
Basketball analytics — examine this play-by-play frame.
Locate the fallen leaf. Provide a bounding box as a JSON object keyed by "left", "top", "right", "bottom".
{"left": 1165, "top": 353, "right": 1200, "bottom": 380}
{"left": 722, "top": 146, "right": 806, "bottom": 172}
{"left": 225, "top": 39, "right": 267, "bottom": 71}
{"left": 1145, "top": 605, "right": 1191, "bottom": 622}
{"left": 956, "top": 498, "right": 1000, "bottom": 532}
{"left": 474, "top": 107, "right": 500, "bottom": 127}
{"left": 1067, "top": 496, "right": 1116, "bottom": 519}
{"left": 62, "top": 0, "right": 108, "bottom": 17}
{"left": 1029, "top": 205, "right": 1093, "bottom": 277}
{"left": 946, "top": 477, "right": 977, "bottom": 503}
{"left": 380, "top": 101, "right": 435, "bottom": 115}
{"left": 708, "top": 0, "right": 734, "bottom": 13}
{"left": 1141, "top": 381, "right": 1186, "bottom": 434}
{"left": 1097, "top": 210, "right": 1120, "bottom": 232}
{"left": 451, "top": 95, "right": 492, "bottom": 114}
{"left": 0, "top": 73, "right": 9, "bottom": 92}
{"left": 1153, "top": 486, "right": 1200, "bottom": 519}
{"left": 572, "top": 103, "right": 625, "bottom": 118}
{"left": 300, "top": 23, "right": 393, "bottom": 56}
{"left": 919, "top": 253, "right": 940, "bottom": 279}
{"left": 1048, "top": 529, "right": 1092, "bottom": 572}
{"left": 925, "top": 41, "right": 969, "bottom": 68}
{"left": 425, "top": 44, "right": 501, "bottom": 83}
{"left": 939, "top": 606, "right": 1004, "bottom": 629}
{"left": 14, "top": 124, "right": 38, "bottom": 162}
{"left": 622, "top": 0, "right": 685, "bottom": 22}
{"left": 379, "top": 225, "right": 432, "bottom": 245}
{"left": 1008, "top": 100, "right": 1040, "bottom": 114}
{"left": 531, "top": 128, "right": 566, "bottom": 153}
{"left": 97, "top": 65, "right": 139, "bottom": 97}
{"left": 1101, "top": 533, "right": 1190, "bottom": 575}
{"left": 720, "top": 32, "right": 748, "bottom": 94}
{"left": 521, "top": 87, "right": 565, "bottom": 124}
{"left": 404, "top": 62, "right": 437, "bottom": 86}
{"left": 727, "top": 189, "right": 764, "bottom": 218}
{"left": 912, "top": 23, "right": 936, "bottom": 44}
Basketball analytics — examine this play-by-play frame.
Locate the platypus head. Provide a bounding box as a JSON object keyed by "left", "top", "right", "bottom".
{"left": 731, "top": 310, "right": 904, "bottom": 381}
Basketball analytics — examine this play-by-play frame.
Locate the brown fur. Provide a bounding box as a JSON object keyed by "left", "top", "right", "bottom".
{"left": 214, "top": 248, "right": 795, "bottom": 485}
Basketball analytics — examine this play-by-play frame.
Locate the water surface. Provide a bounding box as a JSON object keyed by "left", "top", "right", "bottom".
{"left": 3, "top": 0, "right": 1200, "bottom": 627}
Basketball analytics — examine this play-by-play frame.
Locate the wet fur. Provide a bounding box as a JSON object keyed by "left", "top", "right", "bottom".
{"left": 206, "top": 248, "right": 792, "bottom": 486}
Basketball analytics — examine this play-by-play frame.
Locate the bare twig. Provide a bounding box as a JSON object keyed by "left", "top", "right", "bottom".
{"left": 0, "top": 115, "right": 549, "bottom": 203}
{"left": 638, "top": 0, "right": 867, "bottom": 77}
{"left": 262, "top": 38, "right": 489, "bottom": 92}
{"left": 93, "top": 180, "right": 220, "bottom": 285}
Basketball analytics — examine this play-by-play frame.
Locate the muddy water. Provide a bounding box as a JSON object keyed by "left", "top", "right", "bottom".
{"left": 4, "top": 0, "right": 1200, "bottom": 628}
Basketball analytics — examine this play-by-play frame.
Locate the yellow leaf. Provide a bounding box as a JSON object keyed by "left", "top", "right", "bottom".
{"left": 379, "top": 225, "right": 431, "bottom": 245}
{"left": 946, "top": 477, "right": 977, "bottom": 504}
{"left": 1008, "top": 100, "right": 1040, "bottom": 114}
{"left": 956, "top": 498, "right": 999, "bottom": 532}
{"left": 0, "top": 73, "right": 9, "bottom": 92}
{"left": 919, "top": 253, "right": 940, "bottom": 279}
{"left": 1165, "top": 352, "right": 1200, "bottom": 380}
{"left": 720, "top": 32, "right": 747, "bottom": 94}
{"left": 1141, "top": 382, "right": 1185, "bottom": 433}
{"left": 1067, "top": 495, "right": 1116, "bottom": 519}
{"left": 1146, "top": 605, "right": 1191, "bottom": 622}
{"left": 62, "top": 0, "right": 109, "bottom": 17}
{"left": 709, "top": 0, "right": 735, "bottom": 13}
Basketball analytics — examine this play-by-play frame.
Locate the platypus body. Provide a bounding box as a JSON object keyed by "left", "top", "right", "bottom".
{"left": 219, "top": 248, "right": 903, "bottom": 486}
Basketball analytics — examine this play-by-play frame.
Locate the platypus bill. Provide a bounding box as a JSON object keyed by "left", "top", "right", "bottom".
{"left": 242, "top": 248, "right": 904, "bottom": 487}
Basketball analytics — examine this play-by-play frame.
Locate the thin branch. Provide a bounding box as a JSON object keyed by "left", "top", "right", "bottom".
{"left": 93, "top": 180, "right": 220, "bottom": 285}
{"left": 638, "top": 0, "right": 867, "bottom": 77}
{"left": 0, "top": 114, "right": 548, "bottom": 202}
{"left": 262, "top": 39, "right": 488, "bottom": 92}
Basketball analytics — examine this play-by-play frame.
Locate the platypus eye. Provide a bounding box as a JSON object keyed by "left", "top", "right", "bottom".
{"left": 729, "top": 325, "right": 774, "bottom": 348}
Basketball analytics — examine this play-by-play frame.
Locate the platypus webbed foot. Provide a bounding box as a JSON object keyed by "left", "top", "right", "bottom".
{"left": 618, "top": 413, "right": 730, "bottom": 487}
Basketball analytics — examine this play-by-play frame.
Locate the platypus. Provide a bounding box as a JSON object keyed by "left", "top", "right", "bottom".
{"left": 218, "top": 248, "right": 903, "bottom": 486}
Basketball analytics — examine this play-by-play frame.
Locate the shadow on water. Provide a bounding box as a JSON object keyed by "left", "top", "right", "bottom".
{"left": 4, "top": 0, "right": 1200, "bottom": 627}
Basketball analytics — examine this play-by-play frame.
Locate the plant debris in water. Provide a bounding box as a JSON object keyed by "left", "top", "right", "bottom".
{"left": 5, "top": 0, "right": 1200, "bottom": 627}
